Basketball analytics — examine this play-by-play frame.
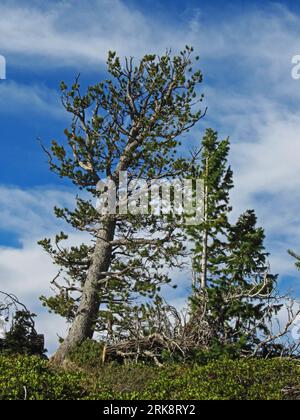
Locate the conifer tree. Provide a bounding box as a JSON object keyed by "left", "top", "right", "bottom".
{"left": 0, "top": 292, "right": 46, "bottom": 357}
{"left": 189, "top": 130, "right": 280, "bottom": 356}
{"left": 39, "top": 47, "right": 205, "bottom": 365}
{"left": 189, "top": 129, "right": 233, "bottom": 290}
{"left": 0, "top": 311, "right": 46, "bottom": 357}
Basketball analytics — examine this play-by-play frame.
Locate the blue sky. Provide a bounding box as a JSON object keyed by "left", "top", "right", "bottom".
{"left": 1, "top": 0, "right": 300, "bottom": 351}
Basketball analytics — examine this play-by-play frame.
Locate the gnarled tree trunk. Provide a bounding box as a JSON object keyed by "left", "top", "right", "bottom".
{"left": 51, "top": 220, "right": 115, "bottom": 365}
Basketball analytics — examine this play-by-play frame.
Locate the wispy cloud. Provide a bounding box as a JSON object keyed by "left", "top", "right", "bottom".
{"left": 0, "top": 186, "right": 74, "bottom": 240}
{"left": 0, "top": 186, "right": 78, "bottom": 352}
{"left": 0, "top": 81, "right": 63, "bottom": 118}
{"left": 0, "top": 0, "right": 189, "bottom": 68}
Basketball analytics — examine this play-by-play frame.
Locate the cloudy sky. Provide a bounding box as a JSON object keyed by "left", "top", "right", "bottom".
{"left": 1, "top": 0, "right": 300, "bottom": 352}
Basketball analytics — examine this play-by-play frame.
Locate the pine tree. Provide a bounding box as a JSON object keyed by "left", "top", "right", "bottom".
{"left": 39, "top": 47, "right": 205, "bottom": 365}
{"left": 189, "top": 130, "right": 280, "bottom": 356}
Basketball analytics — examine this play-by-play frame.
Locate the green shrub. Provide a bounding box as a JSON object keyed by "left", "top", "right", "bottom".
{"left": 0, "top": 355, "right": 87, "bottom": 400}
{"left": 137, "top": 358, "right": 300, "bottom": 400}
{"left": 86, "top": 363, "right": 161, "bottom": 399}
{"left": 70, "top": 339, "right": 104, "bottom": 369}
{"left": 77, "top": 357, "right": 300, "bottom": 400}
{"left": 0, "top": 355, "right": 299, "bottom": 400}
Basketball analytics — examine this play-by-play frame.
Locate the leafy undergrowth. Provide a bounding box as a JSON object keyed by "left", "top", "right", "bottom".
{"left": 0, "top": 355, "right": 300, "bottom": 400}
{"left": 0, "top": 355, "right": 87, "bottom": 400}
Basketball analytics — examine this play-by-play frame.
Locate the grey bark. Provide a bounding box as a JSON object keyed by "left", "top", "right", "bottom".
{"left": 51, "top": 124, "right": 142, "bottom": 365}
{"left": 51, "top": 220, "right": 116, "bottom": 365}
{"left": 200, "top": 158, "right": 209, "bottom": 290}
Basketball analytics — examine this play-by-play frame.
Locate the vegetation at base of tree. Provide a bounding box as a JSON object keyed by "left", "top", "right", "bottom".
{"left": 70, "top": 339, "right": 105, "bottom": 369}
{"left": 0, "top": 355, "right": 300, "bottom": 400}
{"left": 0, "top": 356, "right": 87, "bottom": 400}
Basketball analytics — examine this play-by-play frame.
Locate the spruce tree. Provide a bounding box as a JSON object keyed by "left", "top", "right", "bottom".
{"left": 189, "top": 130, "right": 280, "bottom": 356}
{"left": 189, "top": 129, "right": 233, "bottom": 290}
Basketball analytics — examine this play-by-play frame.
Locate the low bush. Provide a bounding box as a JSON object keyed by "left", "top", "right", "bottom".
{"left": 0, "top": 355, "right": 87, "bottom": 400}
{"left": 70, "top": 339, "right": 104, "bottom": 369}
{"left": 136, "top": 358, "right": 300, "bottom": 400}
{"left": 0, "top": 355, "right": 299, "bottom": 400}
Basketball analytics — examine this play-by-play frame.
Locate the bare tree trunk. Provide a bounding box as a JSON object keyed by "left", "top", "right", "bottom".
{"left": 51, "top": 132, "right": 139, "bottom": 366}
{"left": 200, "top": 222, "right": 208, "bottom": 289}
{"left": 51, "top": 220, "right": 115, "bottom": 366}
{"left": 200, "top": 158, "right": 209, "bottom": 290}
{"left": 200, "top": 227, "right": 208, "bottom": 289}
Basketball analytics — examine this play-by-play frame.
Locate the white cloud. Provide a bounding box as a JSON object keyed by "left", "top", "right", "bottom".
{"left": 0, "top": 81, "right": 63, "bottom": 118}
{"left": 0, "top": 186, "right": 80, "bottom": 353}
{"left": 0, "top": 0, "right": 190, "bottom": 69}
{"left": 0, "top": 186, "right": 74, "bottom": 240}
